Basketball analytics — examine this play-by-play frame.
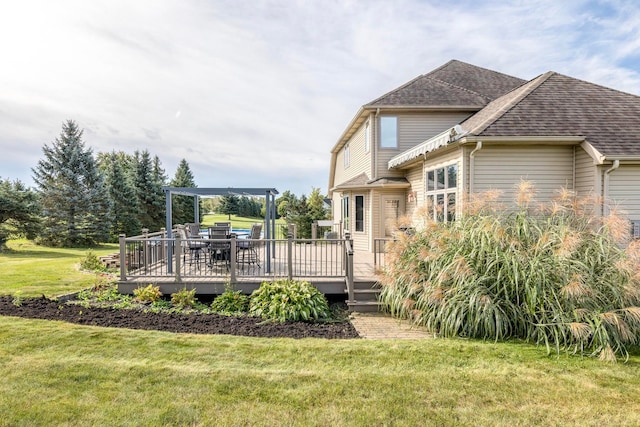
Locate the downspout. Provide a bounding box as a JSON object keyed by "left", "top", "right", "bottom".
{"left": 572, "top": 146, "right": 576, "bottom": 190}
{"left": 373, "top": 108, "right": 380, "bottom": 180}
{"left": 469, "top": 141, "right": 483, "bottom": 195}
{"left": 603, "top": 159, "right": 620, "bottom": 216}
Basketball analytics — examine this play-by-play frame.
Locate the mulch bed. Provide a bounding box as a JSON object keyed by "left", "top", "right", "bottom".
{"left": 0, "top": 296, "right": 360, "bottom": 339}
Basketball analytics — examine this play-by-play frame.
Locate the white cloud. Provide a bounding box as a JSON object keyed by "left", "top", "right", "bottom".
{"left": 1, "top": 0, "right": 640, "bottom": 194}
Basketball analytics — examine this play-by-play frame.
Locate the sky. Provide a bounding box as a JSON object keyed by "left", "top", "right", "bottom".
{"left": 2, "top": 0, "right": 640, "bottom": 196}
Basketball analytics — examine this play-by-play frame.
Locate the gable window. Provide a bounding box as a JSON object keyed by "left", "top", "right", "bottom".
{"left": 343, "top": 144, "right": 350, "bottom": 168}
{"left": 364, "top": 122, "right": 370, "bottom": 153}
{"left": 380, "top": 116, "right": 398, "bottom": 148}
{"left": 342, "top": 196, "right": 350, "bottom": 230}
{"left": 425, "top": 163, "right": 457, "bottom": 222}
{"left": 355, "top": 195, "right": 364, "bottom": 232}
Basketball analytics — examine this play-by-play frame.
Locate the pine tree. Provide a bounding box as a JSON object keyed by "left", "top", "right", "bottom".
{"left": 217, "top": 195, "right": 239, "bottom": 220}
{"left": 287, "top": 194, "right": 313, "bottom": 238}
{"left": 169, "top": 159, "right": 198, "bottom": 225}
{"left": 0, "top": 178, "right": 41, "bottom": 248}
{"left": 102, "top": 152, "right": 141, "bottom": 240}
{"left": 307, "top": 187, "right": 329, "bottom": 220}
{"left": 133, "top": 150, "right": 166, "bottom": 231}
{"left": 32, "top": 120, "right": 111, "bottom": 246}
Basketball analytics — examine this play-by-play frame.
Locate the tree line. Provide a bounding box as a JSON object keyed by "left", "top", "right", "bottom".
{"left": 1, "top": 120, "right": 329, "bottom": 248}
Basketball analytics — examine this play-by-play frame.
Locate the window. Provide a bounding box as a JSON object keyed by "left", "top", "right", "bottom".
{"left": 380, "top": 116, "right": 398, "bottom": 148}
{"left": 355, "top": 195, "right": 364, "bottom": 232}
{"left": 342, "top": 196, "right": 350, "bottom": 230}
{"left": 425, "top": 163, "right": 458, "bottom": 222}
{"left": 343, "top": 144, "right": 350, "bottom": 168}
{"left": 364, "top": 121, "right": 370, "bottom": 153}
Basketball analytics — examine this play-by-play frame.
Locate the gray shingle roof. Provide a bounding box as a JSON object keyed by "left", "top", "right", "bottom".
{"left": 367, "top": 60, "right": 526, "bottom": 107}
{"left": 461, "top": 72, "right": 640, "bottom": 157}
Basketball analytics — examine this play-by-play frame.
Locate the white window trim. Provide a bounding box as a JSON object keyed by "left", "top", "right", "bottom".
{"left": 343, "top": 143, "right": 350, "bottom": 168}
{"left": 380, "top": 116, "right": 398, "bottom": 149}
{"left": 425, "top": 162, "right": 458, "bottom": 222}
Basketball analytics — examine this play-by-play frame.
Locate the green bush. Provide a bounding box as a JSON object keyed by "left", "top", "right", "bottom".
{"left": 133, "top": 284, "right": 162, "bottom": 303}
{"left": 379, "top": 183, "right": 640, "bottom": 361}
{"left": 79, "top": 251, "right": 106, "bottom": 272}
{"left": 171, "top": 287, "right": 197, "bottom": 309}
{"left": 211, "top": 286, "right": 249, "bottom": 315}
{"left": 249, "top": 279, "right": 330, "bottom": 323}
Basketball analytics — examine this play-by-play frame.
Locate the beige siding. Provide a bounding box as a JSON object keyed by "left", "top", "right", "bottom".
{"left": 575, "top": 147, "right": 596, "bottom": 196}
{"left": 608, "top": 165, "right": 640, "bottom": 221}
{"left": 331, "top": 192, "right": 342, "bottom": 232}
{"left": 405, "top": 166, "right": 423, "bottom": 219}
{"left": 333, "top": 121, "right": 371, "bottom": 185}
{"left": 375, "top": 112, "right": 470, "bottom": 178}
{"left": 473, "top": 145, "right": 574, "bottom": 204}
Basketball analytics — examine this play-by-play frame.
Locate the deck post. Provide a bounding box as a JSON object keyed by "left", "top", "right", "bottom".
{"left": 142, "top": 228, "right": 149, "bottom": 274}
{"left": 119, "top": 234, "right": 127, "bottom": 282}
{"left": 345, "top": 236, "right": 355, "bottom": 304}
{"left": 287, "top": 232, "right": 293, "bottom": 280}
{"left": 159, "top": 228, "right": 166, "bottom": 263}
{"left": 230, "top": 235, "right": 237, "bottom": 282}
{"left": 175, "top": 233, "right": 182, "bottom": 282}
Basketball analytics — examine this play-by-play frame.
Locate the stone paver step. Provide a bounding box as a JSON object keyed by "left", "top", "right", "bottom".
{"left": 349, "top": 313, "right": 435, "bottom": 339}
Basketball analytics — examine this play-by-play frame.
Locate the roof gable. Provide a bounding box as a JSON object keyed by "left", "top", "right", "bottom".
{"left": 462, "top": 72, "right": 640, "bottom": 157}
{"left": 367, "top": 60, "right": 526, "bottom": 108}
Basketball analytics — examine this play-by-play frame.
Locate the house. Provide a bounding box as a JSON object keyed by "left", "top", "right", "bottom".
{"left": 328, "top": 60, "right": 640, "bottom": 252}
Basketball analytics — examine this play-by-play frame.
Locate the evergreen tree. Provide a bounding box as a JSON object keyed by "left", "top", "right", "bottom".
{"left": 287, "top": 194, "right": 313, "bottom": 238}
{"left": 102, "top": 152, "right": 141, "bottom": 240}
{"left": 307, "top": 187, "right": 329, "bottom": 220}
{"left": 32, "top": 120, "right": 111, "bottom": 246}
{"left": 0, "top": 178, "right": 41, "bottom": 248}
{"left": 133, "top": 150, "right": 166, "bottom": 231}
{"left": 217, "top": 195, "right": 239, "bottom": 220}
{"left": 169, "top": 159, "right": 198, "bottom": 225}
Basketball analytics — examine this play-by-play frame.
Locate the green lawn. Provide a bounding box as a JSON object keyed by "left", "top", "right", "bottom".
{"left": 0, "top": 317, "right": 639, "bottom": 426}
{"left": 2, "top": 238, "right": 640, "bottom": 425}
{"left": 0, "top": 239, "right": 118, "bottom": 297}
{"left": 201, "top": 213, "right": 277, "bottom": 229}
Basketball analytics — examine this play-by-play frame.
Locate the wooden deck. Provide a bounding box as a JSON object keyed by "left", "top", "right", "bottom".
{"left": 117, "top": 236, "right": 382, "bottom": 300}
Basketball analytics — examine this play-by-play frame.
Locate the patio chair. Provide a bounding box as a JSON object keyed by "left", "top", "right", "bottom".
{"left": 177, "top": 225, "right": 207, "bottom": 266}
{"left": 186, "top": 223, "right": 202, "bottom": 238}
{"left": 208, "top": 232, "right": 231, "bottom": 270}
{"left": 214, "top": 221, "right": 232, "bottom": 232}
{"left": 208, "top": 226, "right": 229, "bottom": 238}
{"left": 236, "top": 223, "right": 263, "bottom": 267}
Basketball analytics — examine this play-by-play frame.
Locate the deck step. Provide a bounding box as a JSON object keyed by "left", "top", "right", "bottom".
{"left": 346, "top": 280, "right": 382, "bottom": 311}
{"left": 347, "top": 300, "right": 383, "bottom": 312}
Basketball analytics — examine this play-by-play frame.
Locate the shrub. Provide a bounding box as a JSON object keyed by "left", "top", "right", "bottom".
{"left": 133, "top": 284, "right": 162, "bottom": 303}
{"left": 249, "top": 279, "right": 330, "bottom": 322}
{"left": 12, "top": 291, "right": 23, "bottom": 307}
{"left": 80, "top": 251, "right": 106, "bottom": 272}
{"left": 171, "top": 287, "right": 197, "bottom": 309}
{"left": 379, "top": 183, "right": 640, "bottom": 361}
{"left": 211, "top": 286, "right": 249, "bottom": 315}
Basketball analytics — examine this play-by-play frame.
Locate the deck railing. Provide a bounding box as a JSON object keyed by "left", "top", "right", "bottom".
{"left": 119, "top": 232, "right": 351, "bottom": 283}
{"left": 373, "top": 238, "right": 396, "bottom": 267}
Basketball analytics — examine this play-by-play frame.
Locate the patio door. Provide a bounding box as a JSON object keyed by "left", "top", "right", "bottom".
{"left": 380, "top": 195, "right": 403, "bottom": 237}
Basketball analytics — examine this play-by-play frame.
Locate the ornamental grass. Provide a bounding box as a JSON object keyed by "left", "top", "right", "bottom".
{"left": 379, "top": 182, "right": 640, "bottom": 361}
